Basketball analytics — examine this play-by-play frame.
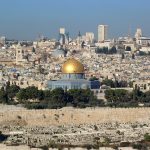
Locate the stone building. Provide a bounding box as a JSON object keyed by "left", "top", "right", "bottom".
{"left": 133, "top": 80, "right": 150, "bottom": 91}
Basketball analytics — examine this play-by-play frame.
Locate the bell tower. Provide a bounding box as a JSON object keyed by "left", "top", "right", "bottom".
{"left": 16, "top": 44, "right": 24, "bottom": 64}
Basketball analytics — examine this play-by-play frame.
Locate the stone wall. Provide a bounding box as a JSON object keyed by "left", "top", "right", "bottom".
{"left": 0, "top": 107, "right": 150, "bottom": 126}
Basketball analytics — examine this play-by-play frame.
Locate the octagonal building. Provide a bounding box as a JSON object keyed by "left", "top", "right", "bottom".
{"left": 47, "top": 58, "right": 100, "bottom": 90}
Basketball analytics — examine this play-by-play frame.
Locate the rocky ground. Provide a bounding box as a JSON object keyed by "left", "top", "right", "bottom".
{"left": 0, "top": 122, "right": 150, "bottom": 148}
{"left": 0, "top": 105, "right": 150, "bottom": 149}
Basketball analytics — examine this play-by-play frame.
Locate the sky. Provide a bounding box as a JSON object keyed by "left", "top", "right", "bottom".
{"left": 0, "top": 0, "right": 150, "bottom": 40}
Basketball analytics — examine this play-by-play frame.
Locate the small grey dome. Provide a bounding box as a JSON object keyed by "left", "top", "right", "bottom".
{"left": 52, "top": 48, "right": 66, "bottom": 58}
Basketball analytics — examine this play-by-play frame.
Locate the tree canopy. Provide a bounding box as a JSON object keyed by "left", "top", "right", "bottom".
{"left": 95, "top": 46, "right": 117, "bottom": 54}
{"left": 0, "top": 84, "right": 150, "bottom": 109}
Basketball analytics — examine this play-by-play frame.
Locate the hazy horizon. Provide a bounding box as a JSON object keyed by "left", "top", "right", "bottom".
{"left": 0, "top": 0, "right": 150, "bottom": 40}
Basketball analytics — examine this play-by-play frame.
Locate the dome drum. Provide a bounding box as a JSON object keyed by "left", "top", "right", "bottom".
{"left": 62, "top": 73, "right": 84, "bottom": 80}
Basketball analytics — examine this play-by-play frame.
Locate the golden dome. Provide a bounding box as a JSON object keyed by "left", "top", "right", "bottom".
{"left": 62, "top": 58, "right": 84, "bottom": 74}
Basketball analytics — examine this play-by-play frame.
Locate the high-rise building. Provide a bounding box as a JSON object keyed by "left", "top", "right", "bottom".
{"left": 59, "top": 28, "right": 65, "bottom": 35}
{"left": 135, "top": 28, "right": 142, "bottom": 40}
{"left": 59, "top": 28, "right": 65, "bottom": 45}
{"left": 98, "top": 25, "right": 108, "bottom": 42}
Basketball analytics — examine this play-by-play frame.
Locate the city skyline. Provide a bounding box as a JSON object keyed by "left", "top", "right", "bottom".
{"left": 0, "top": 0, "right": 150, "bottom": 40}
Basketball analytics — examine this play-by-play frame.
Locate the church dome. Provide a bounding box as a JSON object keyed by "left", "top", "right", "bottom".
{"left": 52, "top": 48, "right": 66, "bottom": 58}
{"left": 62, "top": 58, "right": 84, "bottom": 74}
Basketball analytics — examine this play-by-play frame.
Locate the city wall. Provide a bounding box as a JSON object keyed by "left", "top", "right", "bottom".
{"left": 0, "top": 107, "right": 150, "bottom": 126}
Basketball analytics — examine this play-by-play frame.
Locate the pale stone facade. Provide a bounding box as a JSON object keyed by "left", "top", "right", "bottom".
{"left": 133, "top": 80, "right": 150, "bottom": 91}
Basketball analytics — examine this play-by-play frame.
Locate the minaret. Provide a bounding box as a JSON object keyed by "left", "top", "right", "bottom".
{"left": 78, "top": 31, "right": 81, "bottom": 49}
{"left": 66, "top": 32, "right": 70, "bottom": 44}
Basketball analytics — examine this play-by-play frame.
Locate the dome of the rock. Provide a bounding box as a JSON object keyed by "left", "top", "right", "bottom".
{"left": 62, "top": 58, "right": 84, "bottom": 74}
